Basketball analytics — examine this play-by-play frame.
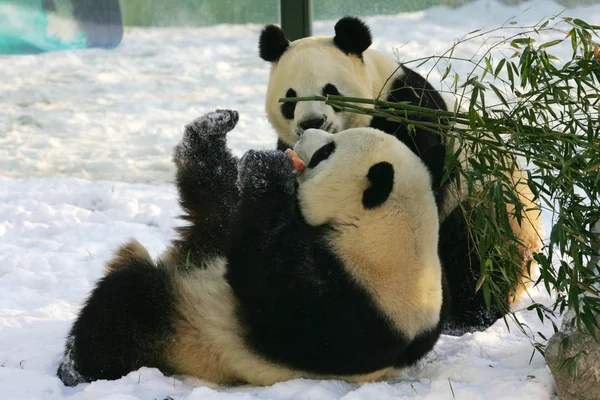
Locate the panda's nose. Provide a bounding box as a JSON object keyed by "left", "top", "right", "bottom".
{"left": 299, "top": 116, "right": 327, "bottom": 131}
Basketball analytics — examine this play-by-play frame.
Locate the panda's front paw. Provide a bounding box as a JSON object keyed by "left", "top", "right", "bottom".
{"left": 185, "top": 109, "right": 239, "bottom": 139}
{"left": 238, "top": 150, "right": 267, "bottom": 188}
{"left": 239, "top": 150, "right": 295, "bottom": 195}
{"left": 174, "top": 109, "right": 239, "bottom": 168}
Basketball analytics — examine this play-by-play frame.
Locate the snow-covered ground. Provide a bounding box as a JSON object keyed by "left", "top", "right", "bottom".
{"left": 1, "top": 0, "right": 599, "bottom": 399}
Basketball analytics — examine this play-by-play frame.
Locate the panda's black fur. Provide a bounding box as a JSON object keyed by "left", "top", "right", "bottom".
{"left": 369, "top": 66, "right": 447, "bottom": 168}
{"left": 57, "top": 110, "right": 449, "bottom": 386}
{"left": 57, "top": 257, "right": 176, "bottom": 386}
{"left": 260, "top": 17, "right": 542, "bottom": 334}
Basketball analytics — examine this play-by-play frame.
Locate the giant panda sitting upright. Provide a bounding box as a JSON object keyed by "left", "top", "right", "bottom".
{"left": 259, "top": 16, "right": 542, "bottom": 332}
{"left": 57, "top": 109, "right": 449, "bottom": 387}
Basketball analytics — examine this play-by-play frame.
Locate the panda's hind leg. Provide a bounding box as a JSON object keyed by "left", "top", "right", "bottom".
{"left": 438, "top": 203, "right": 502, "bottom": 334}
{"left": 104, "top": 239, "right": 151, "bottom": 274}
{"left": 57, "top": 255, "right": 175, "bottom": 386}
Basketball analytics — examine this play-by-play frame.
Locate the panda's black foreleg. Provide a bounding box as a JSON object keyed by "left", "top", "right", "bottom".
{"left": 234, "top": 149, "right": 297, "bottom": 237}
{"left": 172, "top": 109, "right": 241, "bottom": 261}
{"left": 225, "top": 148, "right": 299, "bottom": 308}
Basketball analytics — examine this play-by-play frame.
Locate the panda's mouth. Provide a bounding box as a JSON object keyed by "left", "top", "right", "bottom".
{"left": 295, "top": 122, "right": 337, "bottom": 139}
{"left": 293, "top": 129, "right": 334, "bottom": 165}
{"left": 322, "top": 122, "right": 335, "bottom": 133}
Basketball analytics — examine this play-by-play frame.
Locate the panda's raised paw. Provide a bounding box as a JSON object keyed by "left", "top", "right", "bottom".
{"left": 174, "top": 109, "right": 239, "bottom": 168}
{"left": 239, "top": 149, "right": 295, "bottom": 195}
{"left": 185, "top": 109, "right": 239, "bottom": 138}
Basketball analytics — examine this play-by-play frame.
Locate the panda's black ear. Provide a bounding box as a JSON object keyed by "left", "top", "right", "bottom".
{"left": 334, "top": 16, "right": 372, "bottom": 56}
{"left": 259, "top": 25, "right": 290, "bottom": 62}
{"left": 363, "top": 162, "right": 394, "bottom": 210}
{"left": 421, "top": 144, "right": 447, "bottom": 189}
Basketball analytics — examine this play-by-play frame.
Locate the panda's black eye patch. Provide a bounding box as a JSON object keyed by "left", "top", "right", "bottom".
{"left": 281, "top": 88, "right": 297, "bottom": 120}
{"left": 322, "top": 84, "right": 341, "bottom": 97}
{"left": 322, "top": 84, "right": 342, "bottom": 113}
{"left": 308, "top": 141, "right": 336, "bottom": 169}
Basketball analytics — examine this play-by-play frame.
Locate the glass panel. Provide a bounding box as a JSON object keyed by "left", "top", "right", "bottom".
{"left": 314, "top": 0, "right": 441, "bottom": 20}
{"left": 120, "top": 0, "right": 279, "bottom": 27}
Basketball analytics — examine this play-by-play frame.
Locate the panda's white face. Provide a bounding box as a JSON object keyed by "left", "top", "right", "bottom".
{"left": 293, "top": 127, "right": 437, "bottom": 228}
{"left": 266, "top": 37, "right": 373, "bottom": 147}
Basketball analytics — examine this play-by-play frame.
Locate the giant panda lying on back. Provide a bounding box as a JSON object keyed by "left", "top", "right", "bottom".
{"left": 259, "top": 16, "right": 542, "bottom": 333}
{"left": 57, "top": 109, "right": 449, "bottom": 387}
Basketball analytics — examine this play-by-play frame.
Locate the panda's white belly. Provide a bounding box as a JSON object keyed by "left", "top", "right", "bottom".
{"left": 163, "top": 258, "right": 400, "bottom": 385}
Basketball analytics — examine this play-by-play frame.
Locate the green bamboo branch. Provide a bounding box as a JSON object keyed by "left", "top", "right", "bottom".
{"left": 280, "top": 95, "right": 598, "bottom": 146}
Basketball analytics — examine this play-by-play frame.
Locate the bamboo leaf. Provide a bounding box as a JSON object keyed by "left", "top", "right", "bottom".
{"left": 475, "top": 275, "right": 486, "bottom": 293}
{"left": 540, "top": 39, "right": 563, "bottom": 49}
{"left": 483, "top": 279, "right": 491, "bottom": 309}
{"left": 442, "top": 62, "right": 453, "bottom": 80}
{"left": 494, "top": 58, "right": 507, "bottom": 78}
{"left": 483, "top": 57, "right": 493, "bottom": 80}
{"left": 573, "top": 19, "right": 593, "bottom": 29}
{"left": 507, "top": 61, "right": 515, "bottom": 90}
{"left": 512, "top": 38, "right": 535, "bottom": 45}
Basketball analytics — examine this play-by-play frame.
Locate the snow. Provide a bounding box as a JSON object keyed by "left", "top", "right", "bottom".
{"left": 1, "top": 0, "right": 599, "bottom": 398}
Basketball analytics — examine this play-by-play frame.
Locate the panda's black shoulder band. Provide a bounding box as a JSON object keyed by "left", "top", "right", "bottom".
{"left": 333, "top": 16, "right": 372, "bottom": 57}
{"left": 259, "top": 25, "right": 290, "bottom": 62}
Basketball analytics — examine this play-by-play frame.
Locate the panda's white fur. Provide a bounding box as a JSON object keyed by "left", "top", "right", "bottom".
{"left": 259, "top": 17, "right": 543, "bottom": 332}
{"left": 57, "top": 110, "right": 447, "bottom": 387}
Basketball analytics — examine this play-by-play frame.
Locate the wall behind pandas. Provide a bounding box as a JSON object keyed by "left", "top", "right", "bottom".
{"left": 119, "top": 0, "right": 595, "bottom": 27}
